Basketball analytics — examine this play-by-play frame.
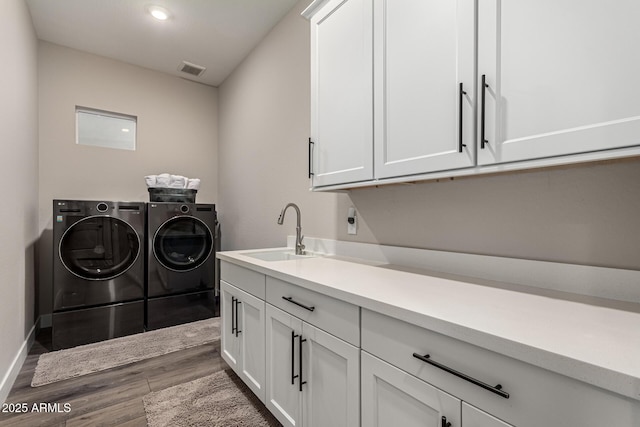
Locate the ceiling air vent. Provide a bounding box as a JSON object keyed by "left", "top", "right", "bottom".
{"left": 179, "top": 61, "right": 206, "bottom": 77}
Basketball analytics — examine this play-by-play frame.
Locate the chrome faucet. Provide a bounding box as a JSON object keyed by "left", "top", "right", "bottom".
{"left": 277, "top": 203, "right": 305, "bottom": 255}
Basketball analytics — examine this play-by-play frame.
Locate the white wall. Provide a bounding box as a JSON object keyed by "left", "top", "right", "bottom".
{"left": 219, "top": 0, "right": 640, "bottom": 272}
{"left": 37, "top": 42, "right": 219, "bottom": 316}
{"left": 0, "top": 0, "right": 39, "bottom": 404}
{"left": 218, "top": 0, "right": 347, "bottom": 251}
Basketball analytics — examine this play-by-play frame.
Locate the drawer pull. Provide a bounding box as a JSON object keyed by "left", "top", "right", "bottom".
{"left": 412, "top": 353, "right": 509, "bottom": 399}
{"left": 282, "top": 296, "right": 315, "bottom": 312}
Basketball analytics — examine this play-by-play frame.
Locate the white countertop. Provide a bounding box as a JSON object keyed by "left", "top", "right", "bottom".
{"left": 217, "top": 247, "right": 640, "bottom": 401}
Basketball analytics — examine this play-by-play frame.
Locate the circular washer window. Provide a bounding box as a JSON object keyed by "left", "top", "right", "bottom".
{"left": 59, "top": 216, "right": 141, "bottom": 280}
{"left": 153, "top": 216, "right": 213, "bottom": 272}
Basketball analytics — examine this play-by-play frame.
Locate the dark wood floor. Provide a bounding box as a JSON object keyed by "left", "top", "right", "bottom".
{"left": 0, "top": 328, "right": 227, "bottom": 426}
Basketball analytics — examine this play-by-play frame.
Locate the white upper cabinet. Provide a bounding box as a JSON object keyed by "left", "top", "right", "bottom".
{"left": 374, "top": 0, "right": 476, "bottom": 178}
{"left": 304, "top": 0, "right": 640, "bottom": 189}
{"left": 477, "top": 0, "right": 640, "bottom": 165}
{"left": 306, "top": 0, "right": 374, "bottom": 187}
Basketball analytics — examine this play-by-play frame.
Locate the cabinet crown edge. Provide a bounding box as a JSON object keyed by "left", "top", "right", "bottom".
{"left": 301, "top": 0, "right": 331, "bottom": 19}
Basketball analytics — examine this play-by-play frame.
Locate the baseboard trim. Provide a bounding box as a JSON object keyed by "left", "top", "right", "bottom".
{"left": 0, "top": 319, "right": 37, "bottom": 404}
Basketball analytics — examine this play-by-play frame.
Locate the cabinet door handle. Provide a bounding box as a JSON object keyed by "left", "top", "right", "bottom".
{"left": 441, "top": 416, "right": 452, "bottom": 427}
{"left": 299, "top": 334, "right": 307, "bottom": 392}
{"left": 458, "top": 83, "right": 467, "bottom": 153}
{"left": 291, "top": 331, "right": 299, "bottom": 385}
{"left": 308, "top": 138, "right": 315, "bottom": 178}
{"left": 480, "top": 74, "right": 489, "bottom": 149}
{"left": 282, "top": 296, "right": 315, "bottom": 312}
{"left": 412, "top": 353, "right": 509, "bottom": 399}
{"left": 231, "top": 296, "right": 236, "bottom": 334}
{"left": 234, "top": 299, "right": 242, "bottom": 337}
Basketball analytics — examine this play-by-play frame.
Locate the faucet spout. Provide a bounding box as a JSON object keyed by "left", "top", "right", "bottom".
{"left": 277, "top": 203, "right": 305, "bottom": 255}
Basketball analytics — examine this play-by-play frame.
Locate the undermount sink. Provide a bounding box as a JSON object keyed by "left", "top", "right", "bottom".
{"left": 242, "top": 249, "right": 318, "bottom": 262}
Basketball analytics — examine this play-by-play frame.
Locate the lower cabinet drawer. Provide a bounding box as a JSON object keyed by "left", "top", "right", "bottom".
{"left": 220, "top": 261, "right": 266, "bottom": 299}
{"left": 361, "top": 309, "right": 640, "bottom": 427}
{"left": 266, "top": 276, "right": 359, "bottom": 346}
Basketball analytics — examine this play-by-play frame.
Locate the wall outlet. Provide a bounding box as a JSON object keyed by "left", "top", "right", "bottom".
{"left": 347, "top": 207, "right": 357, "bottom": 235}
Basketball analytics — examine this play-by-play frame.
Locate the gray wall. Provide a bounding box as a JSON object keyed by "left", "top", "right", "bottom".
{"left": 37, "top": 42, "right": 219, "bottom": 316}
{"left": 218, "top": 0, "right": 347, "bottom": 251}
{"left": 0, "top": 0, "right": 39, "bottom": 400}
{"left": 219, "top": 0, "right": 640, "bottom": 271}
{"left": 342, "top": 160, "right": 640, "bottom": 270}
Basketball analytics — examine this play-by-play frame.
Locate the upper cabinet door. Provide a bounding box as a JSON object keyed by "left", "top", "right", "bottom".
{"left": 374, "top": 0, "right": 476, "bottom": 179}
{"left": 478, "top": 0, "right": 640, "bottom": 166}
{"left": 308, "top": 0, "right": 374, "bottom": 187}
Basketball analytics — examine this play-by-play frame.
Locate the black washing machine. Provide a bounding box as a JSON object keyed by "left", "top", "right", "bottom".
{"left": 52, "top": 200, "right": 145, "bottom": 349}
{"left": 146, "top": 202, "right": 219, "bottom": 330}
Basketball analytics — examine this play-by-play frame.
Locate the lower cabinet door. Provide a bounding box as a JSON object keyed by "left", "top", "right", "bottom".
{"left": 220, "top": 281, "right": 240, "bottom": 370}
{"left": 221, "top": 281, "right": 266, "bottom": 402}
{"left": 237, "top": 288, "right": 266, "bottom": 403}
{"left": 301, "top": 322, "right": 360, "bottom": 427}
{"left": 266, "top": 304, "right": 303, "bottom": 427}
{"left": 462, "top": 402, "right": 514, "bottom": 427}
{"left": 362, "top": 351, "right": 461, "bottom": 427}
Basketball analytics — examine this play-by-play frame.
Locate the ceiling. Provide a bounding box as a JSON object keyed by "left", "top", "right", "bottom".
{"left": 25, "top": 0, "right": 300, "bottom": 87}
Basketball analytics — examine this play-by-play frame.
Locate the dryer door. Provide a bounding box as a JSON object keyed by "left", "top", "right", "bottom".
{"left": 59, "top": 215, "right": 141, "bottom": 280}
{"left": 153, "top": 216, "right": 213, "bottom": 272}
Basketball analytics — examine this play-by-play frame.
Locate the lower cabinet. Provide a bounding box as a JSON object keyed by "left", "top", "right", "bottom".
{"left": 462, "top": 402, "right": 514, "bottom": 427}
{"left": 362, "top": 351, "right": 512, "bottom": 427}
{"left": 221, "top": 263, "right": 640, "bottom": 427}
{"left": 265, "top": 304, "right": 360, "bottom": 427}
{"left": 220, "top": 280, "right": 266, "bottom": 402}
{"left": 362, "top": 351, "right": 461, "bottom": 427}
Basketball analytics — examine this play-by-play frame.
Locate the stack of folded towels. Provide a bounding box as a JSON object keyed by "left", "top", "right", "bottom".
{"left": 145, "top": 173, "right": 200, "bottom": 190}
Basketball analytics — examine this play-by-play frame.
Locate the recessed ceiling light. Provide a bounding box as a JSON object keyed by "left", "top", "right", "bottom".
{"left": 148, "top": 5, "right": 170, "bottom": 21}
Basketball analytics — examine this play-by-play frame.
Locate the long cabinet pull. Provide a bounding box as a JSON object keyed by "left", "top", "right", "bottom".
{"left": 458, "top": 83, "right": 467, "bottom": 153}
{"left": 308, "top": 138, "right": 314, "bottom": 178}
{"left": 480, "top": 74, "right": 489, "bottom": 149}
{"left": 291, "top": 331, "right": 299, "bottom": 385}
{"left": 412, "top": 353, "right": 509, "bottom": 399}
{"left": 441, "top": 416, "right": 452, "bottom": 427}
{"left": 282, "top": 296, "right": 315, "bottom": 312}
{"left": 234, "top": 300, "right": 242, "bottom": 336}
{"left": 299, "top": 335, "right": 307, "bottom": 392}
{"left": 231, "top": 297, "right": 236, "bottom": 334}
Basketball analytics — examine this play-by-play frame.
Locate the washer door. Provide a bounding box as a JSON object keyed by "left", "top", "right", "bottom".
{"left": 59, "top": 216, "right": 141, "bottom": 280}
{"left": 153, "top": 216, "right": 213, "bottom": 272}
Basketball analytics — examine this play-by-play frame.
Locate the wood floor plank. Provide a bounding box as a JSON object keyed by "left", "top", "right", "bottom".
{"left": 112, "top": 415, "right": 148, "bottom": 427}
{"left": 65, "top": 396, "right": 146, "bottom": 427}
{"left": 1, "top": 373, "right": 150, "bottom": 426}
{"left": 145, "top": 345, "right": 227, "bottom": 391}
{"left": 0, "top": 325, "right": 227, "bottom": 427}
